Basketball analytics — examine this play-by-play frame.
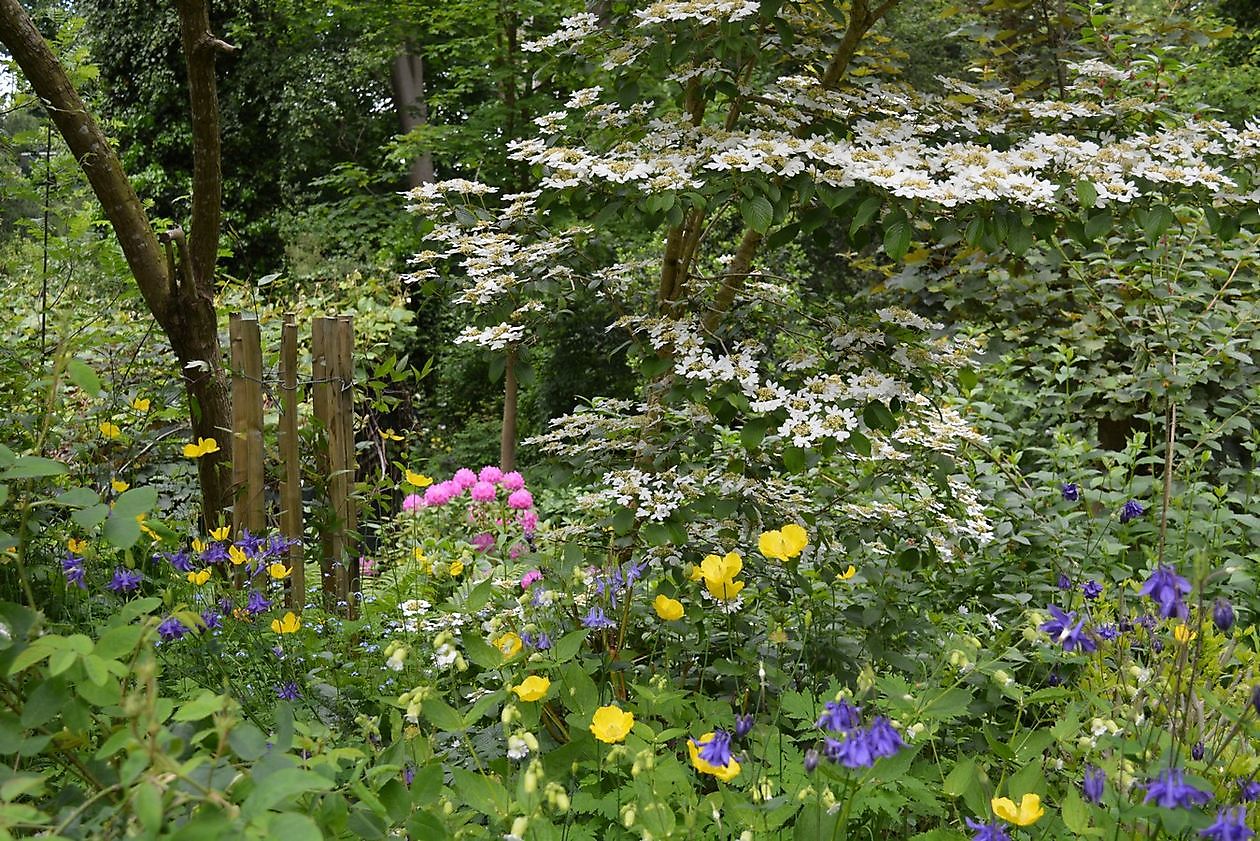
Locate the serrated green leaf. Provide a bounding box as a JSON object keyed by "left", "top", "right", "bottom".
{"left": 740, "top": 195, "right": 774, "bottom": 233}
{"left": 884, "top": 214, "right": 912, "bottom": 260}
{"left": 65, "top": 360, "right": 101, "bottom": 396}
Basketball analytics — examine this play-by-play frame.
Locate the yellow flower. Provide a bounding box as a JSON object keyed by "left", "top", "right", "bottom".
{"left": 511, "top": 676, "right": 551, "bottom": 702}
{"left": 228, "top": 545, "right": 248, "bottom": 566}
{"left": 837, "top": 565, "right": 857, "bottom": 581}
{"left": 700, "top": 551, "right": 742, "bottom": 584}
{"left": 381, "top": 428, "right": 404, "bottom": 442}
{"left": 131, "top": 397, "right": 150, "bottom": 412}
{"left": 768, "top": 627, "right": 788, "bottom": 644}
{"left": 268, "top": 562, "right": 291, "bottom": 580}
{"left": 704, "top": 577, "right": 745, "bottom": 600}
{"left": 1173, "top": 624, "right": 1197, "bottom": 644}
{"left": 413, "top": 546, "right": 426, "bottom": 562}
{"left": 183, "top": 437, "right": 220, "bottom": 458}
{"left": 110, "top": 479, "right": 130, "bottom": 493}
{"left": 99, "top": 422, "right": 121, "bottom": 439}
{"left": 759, "top": 524, "right": 808, "bottom": 561}
{"left": 210, "top": 526, "right": 230, "bottom": 541}
{"left": 270, "top": 611, "right": 301, "bottom": 634}
{"left": 992, "top": 793, "right": 1044, "bottom": 826}
{"left": 405, "top": 470, "right": 433, "bottom": 488}
{"left": 653, "top": 594, "right": 684, "bottom": 621}
{"left": 494, "top": 632, "right": 522, "bottom": 660}
{"left": 449, "top": 560, "right": 464, "bottom": 577}
{"left": 187, "top": 569, "right": 211, "bottom": 586}
{"left": 688, "top": 733, "right": 742, "bottom": 781}
{"left": 192, "top": 538, "right": 205, "bottom": 554}
{"left": 67, "top": 538, "right": 86, "bottom": 554}
{"left": 686, "top": 563, "right": 702, "bottom": 582}
{"left": 589, "top": 705, "right": 634, "bottom": 744}
{"left": 780, "top": 523, "right": 808, "bottom": 556}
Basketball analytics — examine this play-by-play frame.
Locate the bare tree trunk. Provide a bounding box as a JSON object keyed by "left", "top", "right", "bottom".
{"left": 500, "top": 346, "right": 518, "bottom": 471}
{"left": 390, "top": 49, "right": 435, "bottom": 189}
{"left": 0, "top": 0, "right": 234, "bottom": 528}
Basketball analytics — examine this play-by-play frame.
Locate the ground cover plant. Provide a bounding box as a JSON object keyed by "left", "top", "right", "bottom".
{"left": 3, "top": 0, "right": 1260, "bottom": 839}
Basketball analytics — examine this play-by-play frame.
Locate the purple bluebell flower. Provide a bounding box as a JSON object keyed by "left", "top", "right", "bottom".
{"left": 162, "top": 549, "right": 196, "bottom": 572}
{"left": 1200, "top": 807, "right": 1253, "bottom": 841}
{"left": 1083, "top": 765, "right": 1106, "bottom": 804}
{"left": 1139, "top": 565, "right": 1192, "bottom": 620}
{"left": 1215, "top": 599, "right": 1236, "bottom": 633}
{"left": 62, "top": 555, "right": 86, "bottom": 589}
{"left": 1119, "top": 499, "right": 1146, "bottom": 524}
{"left": 1061, "top": 482, "right": 1080, "bottom": 502}
{"left": 1083, "top": 579, "right": 1103, "bottom": 600}
{"left": 1057, "top": 573, "right": 1072, "bottom": 590}
{"left": 275, "top": 681, "right": 301, "bottom": 701}
{"left": 817, "top": 700, "right": 862, "bottom": 732}
{"left": 803, "top": 748, "right": 820, "bottom": 773}
{"left": 696, "top": 730, "right": 733, "bottom": 766}
{"left": 966, "top": 819, "right": 1012, "bottom": 841}
{"left": 866, "top": 717, "right": 904, "bottom": 758}
{"left": 734, "top": 713, "right": 754, "bottom": 739}
{"left": 1144, "top": 768, "right": 1212, "bottom": 809}
{"left": 1240, "top": 780, "right": 1260, "bottom": 802}
{"left": 1040, "top": 605, "right": 1097, "bottom": 652}
{"left": 581, "top": 606, "right": 616, "bottom": 630}
{"left": 107, "top": 566, "right": 143, "bottom": 594}
{"left": 824, "top": 730, "right": 875, "bottom": 769}
{"left": 245, "top": 590, "right": 272, "bottom": 616}
{"left": 157, "top": 616, "right": 187, "bottom": 641}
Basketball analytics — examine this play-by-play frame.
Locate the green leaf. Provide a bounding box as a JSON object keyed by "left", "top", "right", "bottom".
{"left": 957, "top": 368, "right": 978, "bottom": 393}
{"left": 449, "top": 769, "right": 508, "bottom": 817}
{"left": 94, "top": 625, "right": 144, "bottom": 661}
{"left": 850, "top": 195, "right": 881, "bottom": 236}
{"left": 103, "top": 513, "right": 141, "bottom": 550}
{"left": 740, "top": 420, "right": 767, "bottom": 449}
{"left": 174, "top": 691, "right": 227, "bottom": 722}
{"left": 883, "top": 214, "right": 912, "bottom": 261}
{"left": 229, "top": 723, "right": 268, "bottom": 761}
{"left": 1061, "top": 787, "right": 1095, "bottom": 835}
{"left": 0, "top": 457, "right": 66, "bottom": 480}
{"left": 72, "top": 504, "right": 110, "bottom": 529}
{"left": 1084, "top": 211, "right": 1112, "bottom": 241}
{"left": 1143, "top": 204, "right": 1174, "bottom": 241}
{"left": 263, "top": 813, "right": 323, "bottom": 841}
{"left": 421, "top": 697, "right": 465, "bottom": 732}
{"left": 783, "top": 447, "right": 805, "bottom": 473}
{"left": 56, "top": 487, "right": 100, "bottom": 508}
{"left": 240, "top": 768, "right": 334, "bottom": 820}
{"left": 1076, "top": 179, "right": 1098, "bottom": 208}
{"left": 112, "top": 486, "right": 158, "bottom": 519}
{"left": 848, "top": 431, "right": 871, "bottom": 457}
{"left": 740, "top": 195, "right": 774, "bottom": 233}
{"left": 550, "top": 629, "right": 588, "bottom": 664}
{"left": 134, "top": 780, "right": 163, "bottom": 836}
{"left": 65, "top": 360, "right": 102, "bottom": 395}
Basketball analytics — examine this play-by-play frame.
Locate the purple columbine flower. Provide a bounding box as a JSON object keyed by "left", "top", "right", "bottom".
{"left": 734, "top": 713, "right": 754, "bottom": 739}
{"left": 580, "top": 606, "right": 616, "bottom": 630}
{"left": 1240, "top": 780, "right": 1260, "bottom": 802}
{"left": 1082, "top": 579, "right": 1103, "bottom": 600}
{"left": 1040, "top": 605, "right": 1097, "bottom": 652}
{"left": 403, "top": 764, "right": 415, "bottom": 787}
{"left": 695, "top": 730, "right": 733, "bottom": 767}
{"left": 107, "top": 566, "right": 143, "bottom": 595}
{"left": 162, "top": 549, "right": 196, "bottom": 572}
{"left": 1215, "top": 599, "right": 1236, "bottom": 633}
{"left": 1119, "top": 499, "right": 1146, "bottom": 524}
{"left": 62, "top": 556, "right": 86, "bottom": 590}
{"left": 1096, "top": 624, "right": 1120, "bottom": 641}
{"left": 236, "top": 529, "right": 265, "bottom": 557}
{"left": 1139, "top": 565, "right": 1192, "bottom": 620}
{"left": 275, "top": 681, "right": 301, "bottom": 701}
{"left": 1083, "top": 765, "right": 1106, "bottom": 804}
{"left": 1192, "top": 741, "right": 1205, "bottom": 761}
{"left": 824, "top": 729, "right": 875, "bottom": 769}
{"left": 245, "top": 589, "right": 272, "bottom": 616}
{"left": 1144, "top": 768, "right": 1212, "bottom": 809}
{"left": 521, "top": 631, "right": 551, "bottom": 650}
{"left": 817, "top": 700, "right": 862, "bottom": 732}
{"left": 201, "top": 542, "right": 230, "bottom": 565}
{"left": 1200, "top": 806, "right": 1254, "bottom": 841}
{"left": 966, "top": 819, "right": 1012, "bottom": 841}
{"left": 200, "top": 610, "right": 223, "bottom": 631}
{"left": 803, "top": 748, "right": 820, "bottom": 773}
{"left": 157, "top": 616, "right": 187, "bottom": 642}
{"left": 1251, "top": 686, "right": 1260, "bottom": 717}
{"left": 866, "top": 717, "right": 904, "bottom": 758}
{"left": 1061, "top": 483, "right": 1080, "bottom": 502}
{"left": 1057, "top": 573, "right": 1072, "bottom": 590}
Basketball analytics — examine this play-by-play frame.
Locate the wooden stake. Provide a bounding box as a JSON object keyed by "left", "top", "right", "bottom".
{"left": 335, "top": 316, "right": 358, "bottom": 616}
{"left": 311, "top": 317, "right": 341, "bottom": 611}
{"left": 229, "top": 313, "right": 265, "bottom": 536}
{"left": 278, "top": 314, "right": 303, "bottom": 610}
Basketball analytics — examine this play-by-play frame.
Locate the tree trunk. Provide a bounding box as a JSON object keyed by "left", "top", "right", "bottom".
{"left": 0, "top": 0, "right": 233, "bottom": 528}
{"left": 500, "top": 346, "right": 518, "bottom": 471}
{"left": 390, "top": 49, "right": 434, "bottom": 189}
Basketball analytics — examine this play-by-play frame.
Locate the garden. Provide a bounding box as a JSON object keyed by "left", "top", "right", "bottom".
{"left": 3, "top": 0, "right": 1260, "bottom": 838}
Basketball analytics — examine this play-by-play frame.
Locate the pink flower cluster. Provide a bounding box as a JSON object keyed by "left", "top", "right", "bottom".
{"left": 407, "top": 466, "right": 535, "bottom": 514}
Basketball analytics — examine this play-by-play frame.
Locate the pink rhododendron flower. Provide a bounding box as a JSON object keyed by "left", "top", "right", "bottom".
{"left": 471, "top": 481, "right": 497, "bottom": 502}
{"left": 471, "top": 532, "right": 495, "bottom": 553}
{"left": 501, "top": 471, "right": 525, "bottom": 491}
{"left": 508, "top": 489, "right": 533, "bottom": 510}
{"left": 424, "top": 483, "right": 453, "bottom": 506}
{"left": 509, "top": 542, "right": 525, "bottom": 559}
{"left": 479, "top": 465, "right": 504, "bottom": 484}
{"left": 521, "top": 569, "right": 542, "bottom": 589}
{"left": 402, "top": 493, "right": 423, "bottom": 512}
{"left": 519, "top": 510, "right": 539, "bottom": 533}
{"left": 453, "top": 468, "right": 477, "bottom": 489}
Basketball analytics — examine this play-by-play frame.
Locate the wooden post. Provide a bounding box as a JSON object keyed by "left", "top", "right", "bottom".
{"left": 334, "top": 316, "right": 358, "bottom": 616}
{"left": 278, "top": 314, "right": 304, "bottom": 610}
{"left": 311, "top": 317, "right": 341, "bottom": 611}
{"left": 228, "top": 313, "right": 265, "bottom": 536}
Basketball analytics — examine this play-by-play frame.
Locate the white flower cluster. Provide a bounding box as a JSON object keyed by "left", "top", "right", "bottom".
{"left": 520, "top": 12, "right": 601, "bottom": 52}
{"left": 454, "top": 323, "right": 526, "bottom": 350}
{"left": 599, "top": 467, "right": 700, "bottom": 521}
{"left": 634, "top": 0, "right": 760, "bottom": 26}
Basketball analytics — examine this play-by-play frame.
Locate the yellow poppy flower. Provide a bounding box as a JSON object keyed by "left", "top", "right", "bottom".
{"left": 111, "top": 479, "right": 130, "bottom": 493}
{"left": 67, "top": 538, "right": 86, "bottom": 554}
{"left": 192, "top": 538, "right": 205, "bottom": 554}
{"left": 837, "top": 565, "right": 857, "bottom": 581}
{"left": 759, "top": 525, "right": 808, "bottom": 561}
{"left": 405, "top": 470, "right": 433, "bottom": 488}
{"left": 494, "top": 632, "right": 522, "bottom": 660}
{"left": 267, "top": 562, "right": 291, "bottom": 580}
{"left": 780, "top": 523, "right": 808, "bottom": 556}
{"left": 210, "top": 526, "right": 230, "bottom": 541}
{"left": 131, "top": 397, "right": 150, "bottom": 412}
{"left": 589, "top": 705, "right": 634, "bottom": 744}
{"left": 99, "top": 422, "right": 121, "bottom": 439}
{"left": 449, "top": 560, "right": 464, "bottom": 577}
{"left": 704, "top": 577, "right": 746, "bottom": 601}
{"left": 183, "top": 437, "right": 220, "bottom": 458}
{"left": 511, "top": 676, "right": 551, "bottom": 702}
{"left": 653, "top": 594, "right": 684, "bottom": 621}
{"left": 270, "top": 611, "right": 301, "bottom": 634}
{"left": 992, "top": 793, "right": 1044, "bottom": 826}
{"left": 687, "top": 733, "right": 741, "bottom": 781}
{"left": 228, "top": 545, "right": 248, "bottom": 566}
{"left": 1173, "top": 624, "right": 1197, "bottom": 644}
{"left": 686, "top": 563, "right": 702, "bottom": 582}
{"left": 187, "top": 569, "right": 211, "bottom": 586}
{"left": 700, "top": 551, "right": 742, "bottom": 584}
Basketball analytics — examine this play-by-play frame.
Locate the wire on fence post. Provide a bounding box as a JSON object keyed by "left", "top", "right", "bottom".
{"left": 229, "top": 313, "right": 266, "bottom": 538}
{"left": 278, "top": 313, "right": 304, "bottom": 610}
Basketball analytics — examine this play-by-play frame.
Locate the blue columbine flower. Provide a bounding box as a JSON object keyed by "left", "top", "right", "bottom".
{"left": 201, "top": 542, "right": 230, "bottom": 565}
{"left": 1239, "top": 780, "right": 1260, "bottom": 802}
{"left": 824, "top": 730, "right": 875, "bottom": 768}
{"left": 201, "top": 610, "right": 223, "bottom": 631}
{"left": 1200, "top": 806, "right": 1254, "bottom": 841}
{"left": 157, "top": 616, "right": 187, "bottom": 642}
{"left": 734, "top": 713, "right": 754, "bottom": 739}
{"left": 1139, "top": 565, "right": 1192, "bottom": 620}
{"left": 1096, "top": 624, "right": 1119, "bottom": 641}
{"left": 162, "top": 549, "right": 196, "bottom": 572}
{"left": 236, "top": 530, "right": 266, "bottom": 557}
{"left": 1215, "top": 599, "right": 1236, "bottom": 633}
{"left": 521, "top": 631, "right": 551, "bottom": 650}
{"left": 965, "top": 819, "right": 1012, "bottom": 841}
{"left": 1040, "top": 605, "right": 1097, "bottom": 652}
{"left": 1193, "top": 741, "right": 1206, "bottom": 761}
{"left": 275, "top": 681, "right": 301, "bottom": 701}
{"left": 107, "top": 567, "right": 143, "bottom": 594}
{"left": 803, "top": 748, "right": 820, "bottom": 773}
{"left": 580, "top": 606, "right": 616, "bottom": 630}
{"left": 696, "top": 730, "right": 733, "bottom": 766}
{"left": 865, "top": 717, "right": 904, "bottom": 758}
{"left": 1144, "top": 768, "right": 1212, "bottom": 809}
{"left": 1083, "top": 579, "right": 1103, "bottom": 600}
{"left": 1083, "top": 765, "right": 1106, "bottom": 804}
{"left": 1119, "top": 499, "right": 1146, "bottom": 523}
{"left": 1061, "top": 483, "right": 1080, "bottom": 502}
{"left": 1057, "top": 573, "right": 1072, "bottom": 590}
{"left": 817, "top": 700, "right": 862, "bottom": 732}
{"left": 246, "top": 590, "right": 272, "bottom": 616}
{"left": 62, "top": 555, "right": 86, "bottom": 590}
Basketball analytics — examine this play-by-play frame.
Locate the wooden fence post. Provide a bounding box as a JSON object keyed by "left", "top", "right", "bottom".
{"left": 229, "top": 313, "right": 265, "bottom": 536}
{"left": 312, "top": 316, "right": 357, "bottom": 616}
{"left": 335, "top": 316, "right": 358, "bottom": 615}
{"left": 278, "top": 314, "right": 304, "bottom": 610}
